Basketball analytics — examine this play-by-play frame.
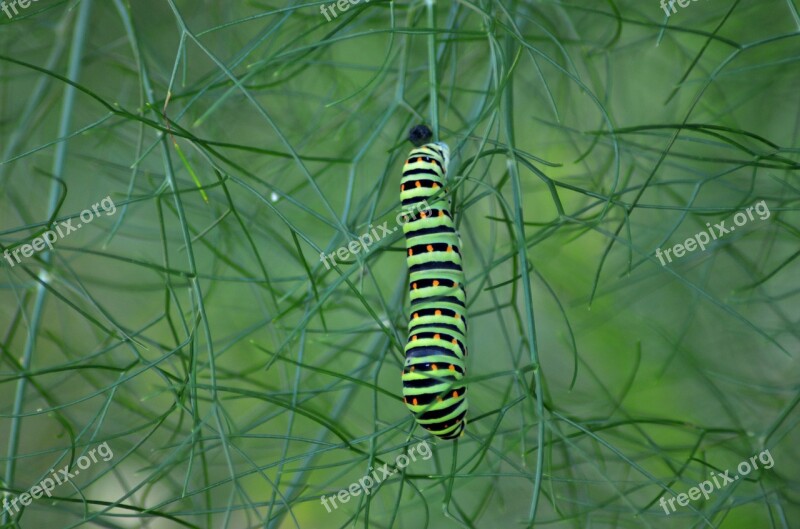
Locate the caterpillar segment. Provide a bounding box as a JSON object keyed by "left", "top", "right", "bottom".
{"left": 400, "top": 131, "right": 468, "bottom": 440}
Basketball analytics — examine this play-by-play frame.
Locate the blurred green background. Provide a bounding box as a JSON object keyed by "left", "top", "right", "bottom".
{"left": 0, "top": 0, "right": 798, "bottom": 527}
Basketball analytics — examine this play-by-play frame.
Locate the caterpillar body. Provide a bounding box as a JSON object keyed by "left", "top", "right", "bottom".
{"left": 400, "top": 125, "right": 468, "bottom": 440}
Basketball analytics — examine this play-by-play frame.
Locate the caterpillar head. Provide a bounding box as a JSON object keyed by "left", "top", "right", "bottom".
{"left": 408, "top": 124, "right": 450, "bottom": 173}
{"left": 408, "top": 124, "right": 433, "bottom": 147}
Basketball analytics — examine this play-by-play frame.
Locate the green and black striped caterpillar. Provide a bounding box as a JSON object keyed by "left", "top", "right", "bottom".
{"left": 400, "top": 125, "right": 468, "bottom": 440}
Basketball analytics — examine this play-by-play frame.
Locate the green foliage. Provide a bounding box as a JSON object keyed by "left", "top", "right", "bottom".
{"left": 0, "top": 0, "right": 798, "bottom": 528}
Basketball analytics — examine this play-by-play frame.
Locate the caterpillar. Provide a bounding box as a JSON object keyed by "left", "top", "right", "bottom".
{"left": 400, "top": 124, "right": 468, "bottom": 440}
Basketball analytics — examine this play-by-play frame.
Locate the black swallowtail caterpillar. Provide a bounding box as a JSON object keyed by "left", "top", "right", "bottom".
{"left": 400, "top": 125, "right": 468, "bottom": 440}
